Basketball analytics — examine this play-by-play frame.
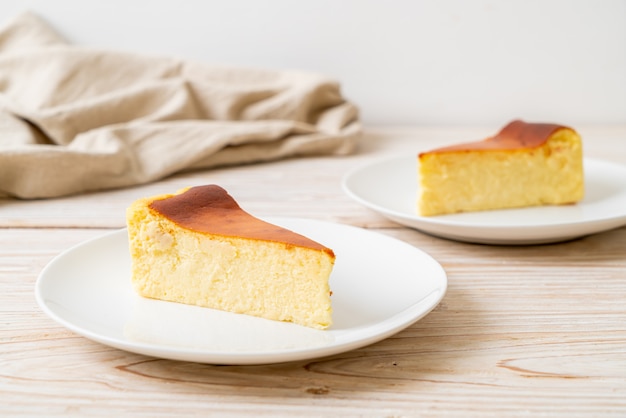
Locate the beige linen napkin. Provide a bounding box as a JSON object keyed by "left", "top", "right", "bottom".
{"left": 0, "top": 13, "right": 360, "bottom": 199}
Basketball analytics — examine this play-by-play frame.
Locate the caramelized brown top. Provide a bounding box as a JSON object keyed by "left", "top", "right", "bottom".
{"left": 149, "top": 185, "right": 334, "bottom": 256}
{"left": 420, "top": 120, "right": 571, "bottom": 156}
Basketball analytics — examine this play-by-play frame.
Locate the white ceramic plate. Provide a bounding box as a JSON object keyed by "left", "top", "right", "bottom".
{"left": 343, "top": 157, "right": 626, "bottom": 245}
{"left": 35, "top": 218, "right": 446, "bottom": 365}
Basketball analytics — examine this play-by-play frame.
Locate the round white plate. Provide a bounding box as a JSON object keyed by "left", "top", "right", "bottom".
{"left": 35, "top": 217, "right": 446, "bottom": 365}
{"left": 343, "top": 156, "right": 626, "bottom": 245}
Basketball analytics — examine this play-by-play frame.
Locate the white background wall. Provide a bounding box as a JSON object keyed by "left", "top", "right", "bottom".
{"left": 2, "top": 0, "right": 625, "bottom": 126}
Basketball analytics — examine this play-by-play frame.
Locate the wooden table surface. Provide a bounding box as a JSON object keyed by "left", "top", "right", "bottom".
{"left": 2, "top": 126, "right": 625, "bottom": 417}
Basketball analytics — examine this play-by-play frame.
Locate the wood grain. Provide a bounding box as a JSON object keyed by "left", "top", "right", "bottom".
{"left": 1, "top": 126, "right": 625, "bottom": 417}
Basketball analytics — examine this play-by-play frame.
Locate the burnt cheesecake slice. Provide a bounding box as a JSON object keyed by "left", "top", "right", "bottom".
{"left": 126, "top": 185, "right": 335, "bottom": 329}
{"left": 417, "top": 120, "right": 584, "bottom": 216}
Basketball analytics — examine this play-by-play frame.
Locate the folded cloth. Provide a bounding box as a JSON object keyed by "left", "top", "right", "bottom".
{"left": 0, "top": 12, "right": 360, "bottom": 199}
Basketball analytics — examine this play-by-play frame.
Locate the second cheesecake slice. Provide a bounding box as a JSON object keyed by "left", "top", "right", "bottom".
{"left": 417, "top": 120, "right": 584, "bottom": 216}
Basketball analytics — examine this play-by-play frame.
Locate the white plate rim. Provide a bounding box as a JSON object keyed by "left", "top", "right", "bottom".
{"left": 35, "top": 217, "right": 447, "bottom": 365}
{"left": 342, "top": 156, "right": 626, "bottom": 244}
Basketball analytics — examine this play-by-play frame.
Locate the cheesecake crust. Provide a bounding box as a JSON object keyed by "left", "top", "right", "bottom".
{"left": 149, "top": 185, "right": 334, "bottom": 256}
{"left": 420, "top": 120, "right": 572, "bottom": 155}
